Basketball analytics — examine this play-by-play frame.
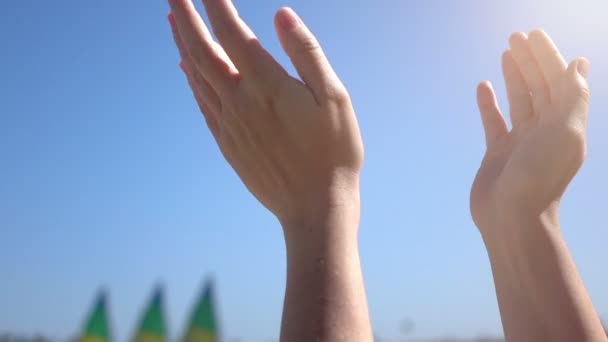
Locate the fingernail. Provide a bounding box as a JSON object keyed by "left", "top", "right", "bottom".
{"left": 278, "top": 8, "right": 300, "bottom": 31}
{"left": 577, "top": 58, "right": 590, "bottom": 79}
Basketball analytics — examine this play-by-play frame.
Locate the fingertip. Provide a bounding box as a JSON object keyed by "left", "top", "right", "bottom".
{"left": 477, "top": 81, "right": 497, "bottom": 109}
{"left": 567, "top": 57, "right": 590, "bottom": 79}
{"left": 509, "top": 31, "right": 527, "bottom": 48}
{"left": 477, "top": 81, "right": 493, "bottom": 95}
{"left": 527, "top": 28, "right": 547, "bottom": 41}
{"left": 476, "top": 81, "right": 507, "bottom": 146}
{"left": 275, "top": 7, "right": 301, "bottom": 32}
{"left": 501, "top": 49, "right": 514, "bottom": 66}
{"left": 502, "top": 49, "right": 519, "bottom": 70}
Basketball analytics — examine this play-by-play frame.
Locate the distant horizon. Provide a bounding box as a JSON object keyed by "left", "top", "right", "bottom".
{"left": 1, "top": 328, "right": 509, "bottom": 342}
{"left": 1, "top": 283, "right": 606, "bottom": 340}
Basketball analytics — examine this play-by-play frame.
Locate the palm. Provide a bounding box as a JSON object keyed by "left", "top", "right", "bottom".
{"left": 470, "top": 30, "right": 590, "bottom": 229}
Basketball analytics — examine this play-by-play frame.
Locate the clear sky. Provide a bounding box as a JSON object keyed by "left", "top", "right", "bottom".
{"left": 1, "top": 0, "right": 607, "bottom": 340}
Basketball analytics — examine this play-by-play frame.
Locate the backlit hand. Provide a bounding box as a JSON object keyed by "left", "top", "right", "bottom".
{"left": 168, "top": 0, "right": 363, "bottom": 227}
{"left": 471, "top": 29, "right": 590, "bottom": 231}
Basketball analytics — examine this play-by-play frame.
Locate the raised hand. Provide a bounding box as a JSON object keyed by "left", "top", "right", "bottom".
{"left": 471, "top": 29, "right": 590, "bottom": 230}
{"left": 167, "top": 1, "right": 372, "bottom": 341}
{"left": 471, "top": 30, "right": 606, "bottom": 342}
{"left": 168, "top": 0, "right": 363, "bottom": 227}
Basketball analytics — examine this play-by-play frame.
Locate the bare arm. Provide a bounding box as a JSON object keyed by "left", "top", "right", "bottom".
{"left": 281, "top": 205, "right": 370, "bottom": 341}
{"left": 167, "top": 2, "right": 372, "bottom": 341}
{"left": 484, "top": 207, "right": 606, "bottom": 341}
{"left": 471, "top": 29, "right": 606, "bottom": 341}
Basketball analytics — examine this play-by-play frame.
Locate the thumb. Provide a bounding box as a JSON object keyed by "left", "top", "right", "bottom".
{"left": 274, "top": 7, "right": 345, "bottom": 102}
{"left": 563, "top": 57, "right": 591, "bottom": 119}
{"left": 574, "top": 57, "right": 590, "bottom": 80}
{"left": 477, "top": 81, "right": 508, "bottom": 148}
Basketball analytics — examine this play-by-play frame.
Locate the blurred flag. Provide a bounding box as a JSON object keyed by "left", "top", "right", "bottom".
{"left": 79, "top": 291, "right": 112, "bottom": 342}
{"left": 134, "top": 286, "right": 167, "bottom": 342}
{"left": 183, "top": 279, "right": 219, "bottom": 342}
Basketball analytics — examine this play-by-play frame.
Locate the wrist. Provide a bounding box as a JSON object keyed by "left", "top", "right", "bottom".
{"left": 480, "top": 201, "right": 562, "bottom": 259}
{"left": 478, "top": 198, "right": 561, "bottom": 240}
{"left": 283, "top": 202, "right": 359, "bottom": 245}
{"left": 280, "top": 194, "right": 360, "bottom": 261}
{"left": 279, "top": 175, "right": 360, "bottom": 235}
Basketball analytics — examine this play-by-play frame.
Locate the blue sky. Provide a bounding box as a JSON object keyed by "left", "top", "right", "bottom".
{"left": 1, "top": 0, "right": 607, "bottom": 340}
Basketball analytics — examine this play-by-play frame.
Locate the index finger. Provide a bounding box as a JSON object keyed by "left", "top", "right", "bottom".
{"left": 201, "top": 0, "right": 283, "bottom": 81}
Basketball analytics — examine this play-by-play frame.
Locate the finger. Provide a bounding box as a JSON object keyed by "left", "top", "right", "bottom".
{"left": 168, "top": 0, "right": 238, "bottom": 94}
{"left": 561, "top": 58, "right": 591, "bottom": 124}
{"left": 477, "top": 81, "right": 508, "bottom": 147}
{"left": 502, "top": 50, "right": 533, "bottom": 126}
{"left": 180, "top": 61, "right": 221, "bottom": 138}
{"left": 169, "top": 11, "right": 238, "bottom": 74}
{"left": 509, "top": 32, "right": 550, "bottom": 114}
{"left": 170, "top": 14, "right": 222, "bottom": 113}
{"left": 201, "top": 0, "right": 283, "bottom": 82}
{"left": 527, "top": 29, "right": 567, "bottom": 98}
{"left": 274, "top": 7, "right": 345, "bottom": 103}
{"left": 180, "top": 59, "right": 222, "bottom": 116}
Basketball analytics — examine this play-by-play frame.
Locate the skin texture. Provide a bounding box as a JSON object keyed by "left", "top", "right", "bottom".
{"left": 471, "top": 29, "right": 607, "bottom": 341}
{"left": 166, "top": 1, "right": 372, "bottom": 341}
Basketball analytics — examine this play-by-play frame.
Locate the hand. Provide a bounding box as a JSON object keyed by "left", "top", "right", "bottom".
{"left": 167, "top": 0, "right": 363, "bottom": 228}
{"left": 470, "top": 31, "right": 606, "bottom": 342}
{"left": 471, "top": 29, "right": 590, "bottom": 232}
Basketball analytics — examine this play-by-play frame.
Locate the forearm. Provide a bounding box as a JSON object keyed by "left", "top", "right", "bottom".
{"left": 483, "top": 207, "right": 606, "bottom": 342}
{"left": 279, "top": 205, "right": 373, "bottom": 342}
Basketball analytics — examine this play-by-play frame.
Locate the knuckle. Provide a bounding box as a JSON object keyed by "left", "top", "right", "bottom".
{"left": 332, "top": 87, "right": 352, "bottom": 105}
{"left": 314, "top": 78, "right": 351, "bottom": 107}
{"left": 323, "top": 85, "right": 351, "bottom": 107}
{"left": 575, "top": 83, "right": 591, "bottom": 104}
{"left": 297, "top": 35, "right": 321, "bottom": 54}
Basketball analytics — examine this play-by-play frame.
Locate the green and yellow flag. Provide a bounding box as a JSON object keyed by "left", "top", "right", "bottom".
{"left": 134, "top": 286, "right": 167, "bottom": 342}
{"left": 183, "top": 280, "right": 219, "bottom": 342}
{"left": 79, "top": 291, "right": 111, "bottom": 342}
